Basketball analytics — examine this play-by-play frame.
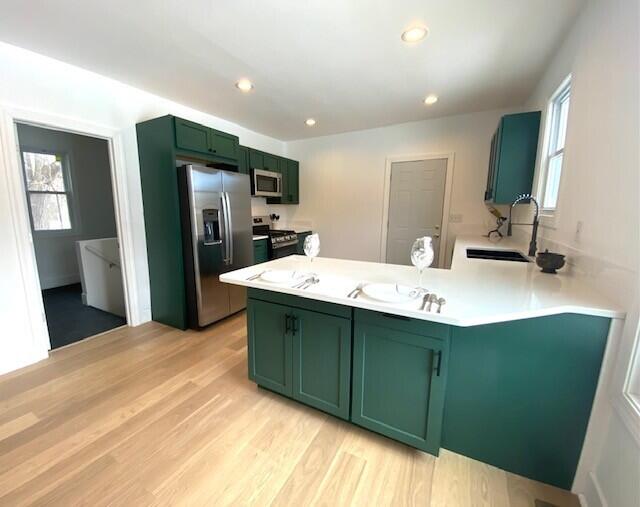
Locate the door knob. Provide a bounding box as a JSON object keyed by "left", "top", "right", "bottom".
{"left": 434, "top": 234, "right": 440, "bottom": 239}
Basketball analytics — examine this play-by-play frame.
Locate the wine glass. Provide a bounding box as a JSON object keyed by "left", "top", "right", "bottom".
{"left": 410, "top": 236, "right": 434, "bottom": 290}
{"left": 303, "top": 233, "right": 320, "bottom": 265}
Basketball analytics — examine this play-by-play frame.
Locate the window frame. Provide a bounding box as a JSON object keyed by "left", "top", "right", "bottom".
{"left": 536, "top": 75, "right": 572, "bottom": 219}
{"left": 20, "top": 148, "right": 79, "bottom": 237}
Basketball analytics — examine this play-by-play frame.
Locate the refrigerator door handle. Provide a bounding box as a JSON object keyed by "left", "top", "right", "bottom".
{"left": 219, "top": 194, "right": 228, "bottom": 264}
{"left": 223, "top": 191, "right": 234, "bottom": 265}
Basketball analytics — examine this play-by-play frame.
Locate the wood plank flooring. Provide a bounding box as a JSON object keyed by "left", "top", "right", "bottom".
{"left": 0, "top": 313, "right": 580, "bottom": 506}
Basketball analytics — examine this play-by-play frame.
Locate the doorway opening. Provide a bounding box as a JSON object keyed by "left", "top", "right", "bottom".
{"left": 381, "top": 154, "right": 454, "bottom": 268}
{"left": 15, "top": 123, "right": 127, "bottom": 349}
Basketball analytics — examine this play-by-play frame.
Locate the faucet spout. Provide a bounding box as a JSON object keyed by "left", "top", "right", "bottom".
{"left": 506, "top": 194, "right": 540, "bottom": 257}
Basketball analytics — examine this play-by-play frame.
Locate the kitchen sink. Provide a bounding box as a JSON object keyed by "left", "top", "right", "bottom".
{"left": 466, "top": 248, "right": 530, "bottom": 262}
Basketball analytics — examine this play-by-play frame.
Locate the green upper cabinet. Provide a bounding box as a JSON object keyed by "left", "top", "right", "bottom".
{"left": 174, "top": 118, "right": 210, "bottom": 155}
{"left": 209, "top": 130, "right": 238, "bottom": 160}
{"left": 174, "top": 117, "right": 238, "bottom": 161}
{"left": 485, "top": 111, "right": 541, "bottom": 204}
{"left": 248, "top": 149, "right": 263, "bottom": 170}
{"left": 267, "top": 157, "right": 299, "bottom": 205}
{"left": 237, "top": 146, "right": 249, "bottom": 175}
{"left": 286, "top": 159, "right": 299, "bottom": 204}
{"left": 263, "top": 153, "right": 279, "bottom": 171}
{"left": 351, "top": 309, "right": 449, "bottom": 455}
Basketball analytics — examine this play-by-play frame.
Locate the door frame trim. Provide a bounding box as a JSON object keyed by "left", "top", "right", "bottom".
{"left": 380, "top": 153, "right": 455, "bottom": 268}
{"left": 0, "top": 104, "right": 141, "bottom": 354}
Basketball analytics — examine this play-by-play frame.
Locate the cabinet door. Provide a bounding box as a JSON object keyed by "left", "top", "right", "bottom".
{"left": 352, "top": 322, "right": 447, "bottom": 454}
{"left": 292, "top": 309, "right": 351, "bottom": 419}
{"left": 237, "top": 146, "right": 249, "bottom": 174}
{"left": 287, "top": 159, "right": 299, "bottom": 204}
{"left": 249, "top": 149, "right": 264, "bottom": 170}
{"left": 209, "top": 130, "right": 238, "bottom": 160}
{"left": 263, "top": 153, "right": 279, "bottom": 171}
{"left": 252, "top": 239, "right": 269, "bottom": 263}
{"left": 174, "top": 118, "right": 210, "bottom": 154}
{"left": 247, "top": 299, "right": 292, "bottom": 396}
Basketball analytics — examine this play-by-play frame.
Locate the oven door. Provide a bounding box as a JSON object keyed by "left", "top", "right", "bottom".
{"left": 251, "top": 169, "right": 282, "bottom": 197}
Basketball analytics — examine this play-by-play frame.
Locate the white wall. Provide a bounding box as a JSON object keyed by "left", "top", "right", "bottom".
{"left": 16, "top": 124, "right": 118, "bottom": 289}
{"left": 0, "top": 42, "right": 285, "bottom": 374}
{"left": 283, "top": 109, "right": 517, "bottom": 264}
{"left": 524, "top": 0, "right": 639, "bottom": 505}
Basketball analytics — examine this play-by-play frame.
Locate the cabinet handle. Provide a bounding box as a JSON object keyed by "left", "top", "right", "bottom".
{"left": 433, "top": 351, "right": 442, "bottom": 376}
{"left": 292, "top": 316, "right": 298, "bottom": 336}
{"left": 285, "top": 314, "right": 291, "bottom": 334}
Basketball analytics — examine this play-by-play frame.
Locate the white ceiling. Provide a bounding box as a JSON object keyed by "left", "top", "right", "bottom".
{"left": 0, "top": 1, "right": 583, "bottom": 140}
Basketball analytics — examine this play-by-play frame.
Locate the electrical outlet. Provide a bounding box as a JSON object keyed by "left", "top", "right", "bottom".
{"left": 449, "top": 213, "right": 463, "bottom": 223}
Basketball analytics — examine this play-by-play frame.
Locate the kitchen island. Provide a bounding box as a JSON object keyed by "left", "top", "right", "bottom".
{"left": 220, "top": 236, "right": 623, "bottom": 490}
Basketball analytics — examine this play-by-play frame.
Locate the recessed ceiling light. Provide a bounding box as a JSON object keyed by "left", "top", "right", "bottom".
{"left": 424, "top": 94, "right": 438, "bottom": 105}
{"left": 305, "top": 118, "right": 316, "bottom": 127}
{"left": 401, "top": 26, "right": 428, "bottom": 43}
{"left": 235, "top": 79, "right": 254, "bottom": 92}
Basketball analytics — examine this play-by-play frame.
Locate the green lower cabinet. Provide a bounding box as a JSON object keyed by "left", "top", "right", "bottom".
{"left": 292, "top": 308, "right": 351, "bottom": 419}
{"left": 247, "top": 299, "right": 292, "bottom": 396}
{"left": 351, "top": 312, "right": 449, "bottom": 455}
{"left": 247, "top": 297, "right": 351, "bottom": 419}
{"left": 253, "top": 238, "right": 268, "bottom": 263}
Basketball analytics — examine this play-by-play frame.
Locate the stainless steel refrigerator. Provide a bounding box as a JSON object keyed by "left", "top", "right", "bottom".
{"left": 178, "top": 164, "right": 252, "bottom": 328}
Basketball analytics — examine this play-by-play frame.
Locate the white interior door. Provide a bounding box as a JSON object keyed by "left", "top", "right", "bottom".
{"left": 385, "top": 159, "right": 447, "bottom": 266}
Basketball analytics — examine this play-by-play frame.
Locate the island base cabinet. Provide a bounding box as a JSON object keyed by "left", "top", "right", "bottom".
{"left": 247, "top": 299, "right": 292, "bottom": 397}
{"left": 247, "top": 298, "right": 351, "bottom": 419}
{"left": 351, "top": 316, "right": 449, "bottom": 455}
{"left": 292, "top": 309, "right": 351, "bottom": 419}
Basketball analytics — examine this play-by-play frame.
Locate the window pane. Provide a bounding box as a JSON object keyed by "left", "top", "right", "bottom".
{"left": 22, "top": 152, "right": 66, "bottom": 192}
{"left": 543, "top": 153, "right": 563, "bottom": 209}
{"left": 29, "top": 193, "right": 71, "bottom": 230}
{"left": 556, "top": 96, "right": 570, "bottom": 151}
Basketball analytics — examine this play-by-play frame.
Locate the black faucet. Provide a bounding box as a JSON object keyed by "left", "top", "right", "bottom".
{"left": 507, "top": 194, "right": 539, "bottom": 257}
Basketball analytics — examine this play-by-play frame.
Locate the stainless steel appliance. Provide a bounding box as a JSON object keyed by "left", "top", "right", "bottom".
{"left": 251, "top": 168, "right": 282, "bottom": 197}
{"left": 178, "top": 164, "right": 252, "bottom": 328}
{"left": 252, "top": 216, "right": 298, "bottom": 259}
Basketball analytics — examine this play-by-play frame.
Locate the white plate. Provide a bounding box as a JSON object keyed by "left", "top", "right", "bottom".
{"left": 361, "top": 283, "right": 419, "bottom": 303}
{"left": 260, "top": 270, "right": 308, "bottom": 284}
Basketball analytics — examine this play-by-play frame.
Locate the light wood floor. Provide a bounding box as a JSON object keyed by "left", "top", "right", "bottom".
{"left": 0, "top": 312, "right": 580, "bottom": 507}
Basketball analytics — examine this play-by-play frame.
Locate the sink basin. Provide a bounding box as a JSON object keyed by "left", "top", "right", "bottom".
{"left": 466, "top": 248, "right": 530, "bottom": 262}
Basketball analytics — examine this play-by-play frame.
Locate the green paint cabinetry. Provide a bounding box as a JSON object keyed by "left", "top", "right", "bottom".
{"left": 485, "top": 111, "right": 541, "bottom": 204}
{"left": 444, "top": 314, "right": 610, "bottom": 489}
{"left": 253, "top": 238, "right": 268, "bottom": 263}
{"left": 174, "top": 117, "right": 238, "bottom": 160}
{"left": 243, "top": 290, "right": 612, "bottom": 489}
{"left": 237, "top": 146, "right": 249, "bottom": 175}
{"left": 247, "top": 291, "right": 352, "bottom": 419}
{"left": 352, "top": 310, "right": 449, "bottom": 454}
{"left": 292, "top": 307, "right": 352, "bottom": 419}
{"left": 267, "top": 158, "right": 299, "bottom": 205}
{"left": 247, "top": 299, "right": 292, "bottom": 396}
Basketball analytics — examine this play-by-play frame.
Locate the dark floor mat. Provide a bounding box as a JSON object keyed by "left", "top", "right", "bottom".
{"left": 42, "top": 283, "right": 126, "bottom": 349}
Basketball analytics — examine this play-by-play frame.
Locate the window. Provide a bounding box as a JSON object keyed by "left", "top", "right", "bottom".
{"left": 540, "top": 77, "right": 571, "bottom": 211}
{"left": 21, "top": 151, "right": 74, "bottom": 232}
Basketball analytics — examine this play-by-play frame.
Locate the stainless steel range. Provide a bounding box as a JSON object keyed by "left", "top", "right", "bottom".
{"left": 252, "top": 216, "right": 298, "bottom": 259}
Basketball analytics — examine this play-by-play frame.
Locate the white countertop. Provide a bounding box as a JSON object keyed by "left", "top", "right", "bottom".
{"left": 220, "top": 235, "right": 624, "bottom": 327}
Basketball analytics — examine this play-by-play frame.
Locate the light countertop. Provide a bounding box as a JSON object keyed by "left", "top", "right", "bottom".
{"left": 220, "top": 235, "right": 624, "bottom": 327}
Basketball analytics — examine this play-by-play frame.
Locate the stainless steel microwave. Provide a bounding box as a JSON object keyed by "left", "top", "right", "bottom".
{"left": 251, "top": 168, "right": 282, "bottom": 197}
